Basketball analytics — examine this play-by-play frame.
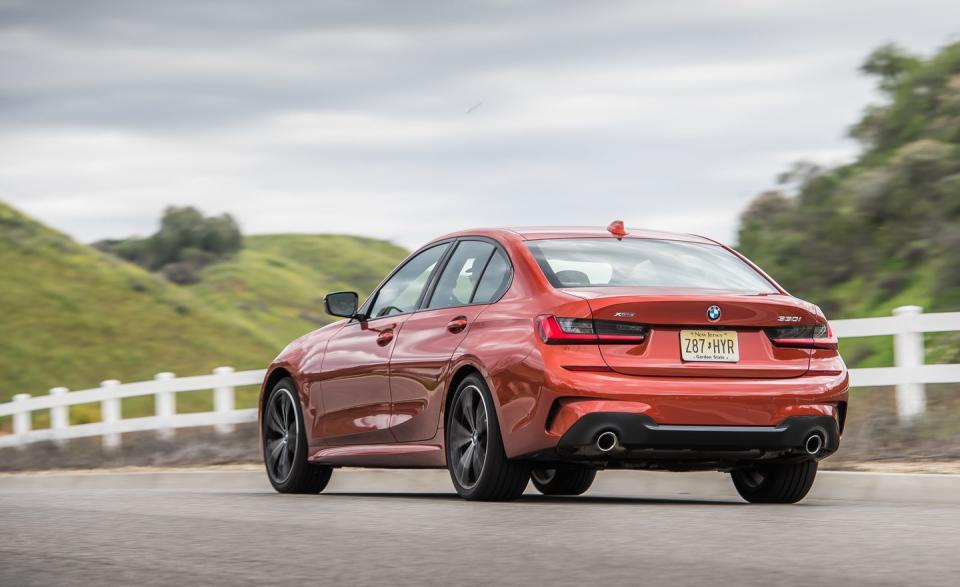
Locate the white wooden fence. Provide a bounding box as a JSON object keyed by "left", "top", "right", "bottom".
{"left": 834, "top": 305, "right": 960, "bottom": 422}
{"left": 0, "top": 366, "right": 265, "bottom": 449}
{"left": 1, "top": 305, "right": 959, "bottom": 449}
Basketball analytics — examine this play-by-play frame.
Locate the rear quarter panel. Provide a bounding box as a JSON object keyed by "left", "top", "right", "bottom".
{"left": 448, "top": 236, "right": 591, "bottom": 457}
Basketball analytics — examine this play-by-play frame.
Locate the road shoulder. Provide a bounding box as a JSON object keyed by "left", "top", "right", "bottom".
{"left": 2, "top": 466, "right": 959, "bottom": 504}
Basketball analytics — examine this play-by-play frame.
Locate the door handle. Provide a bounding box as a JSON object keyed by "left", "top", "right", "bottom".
{"left": 446, "top": 316, "right": 468, "bottom": 334}
{"left": 377, "top": 329, "right": 394, "bottom": 346}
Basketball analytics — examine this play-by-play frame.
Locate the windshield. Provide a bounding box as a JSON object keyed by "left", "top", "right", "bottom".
{"left": 526, "top": 238, "right": 778, "bottom": 293}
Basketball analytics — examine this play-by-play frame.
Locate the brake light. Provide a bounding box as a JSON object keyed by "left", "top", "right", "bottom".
{"left": 536, "top": 315, "right": 648, "bottom": 345}
{"left": 766, "top": 322, "right": 838, "bottom": 350}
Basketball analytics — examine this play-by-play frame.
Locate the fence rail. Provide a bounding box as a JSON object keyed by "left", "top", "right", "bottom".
{"left": 2, "top": 305, "right": 959, "bottom": 448}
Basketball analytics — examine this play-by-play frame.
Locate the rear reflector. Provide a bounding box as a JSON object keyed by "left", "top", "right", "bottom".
{"left": 766, "top": 322, "right": 838, "bottom": 351}
{"left": 562, "top": 365, "right": 614, "bottom": 372}
{"left": 537, "top": 315, "right": 648, "bottom": 345}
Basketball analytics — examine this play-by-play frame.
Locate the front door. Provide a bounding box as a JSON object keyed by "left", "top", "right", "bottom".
{"left": 315, "top": 317, "right": 405, "bottom": 444}
{"left": 312, "top": 242, "right": 450, "bottom": 445}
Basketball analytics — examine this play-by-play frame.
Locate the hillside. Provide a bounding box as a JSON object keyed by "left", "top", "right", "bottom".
{"left": 0, "top": 202, "right": 408, "bottom": 419}
{"left": 188, "top": 234, "right": 408, "bottom": 348}
{"left": 737, "top": 42, "right": 960, "bottom": 368}
{"left": 0, "top": 202, "right": 276, "bottom": 412}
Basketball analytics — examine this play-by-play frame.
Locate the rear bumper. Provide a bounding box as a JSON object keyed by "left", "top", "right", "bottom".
{"left": 556, "top": 413, "right": 840, "bottom": 460}
{"left": 498, "top": 365, "right": 849, "bottom": 459}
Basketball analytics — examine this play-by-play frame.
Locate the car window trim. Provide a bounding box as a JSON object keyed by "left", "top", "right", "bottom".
{"left": 466, "top": 247, "right": 497, "bottom": 304}
{"left": 486, "top": 248, "right": 514, "bottom": 304}
{"left": 419, "top": 236, "right": 514, "bottom": 311}
{"left": 425, "top": 240, "right": 495, "bottom": 309}
{"left": 359, "top": 240, "right": 454, "bottom": 322}
{"left": 417, "top": 241, "right": 459, "bottom": 310}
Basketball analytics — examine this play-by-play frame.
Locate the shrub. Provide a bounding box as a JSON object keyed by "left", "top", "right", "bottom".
{"left": 161, "top": 262, "right": 202, "bottom": 285}
{"left": 97, "top": 206, "right": 243, "bottom": 283}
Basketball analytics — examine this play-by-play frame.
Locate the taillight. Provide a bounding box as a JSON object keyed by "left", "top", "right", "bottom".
{"left": 766, "top": 322, "right": 838, "bottom": 350}
{"left": 536, "top": 315, "right": 648, "bottom": 345}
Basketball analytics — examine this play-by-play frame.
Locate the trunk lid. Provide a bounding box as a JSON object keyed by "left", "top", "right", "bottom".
{"left": 565, "top": 287, "right": 817, "bottom": 378}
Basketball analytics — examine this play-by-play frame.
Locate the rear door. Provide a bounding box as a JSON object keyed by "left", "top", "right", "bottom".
{"left": 571, "top": 289, "right": 815, "bottom": 378}
{"left": 388, "top": 240, "right": 512, "bottom": 442}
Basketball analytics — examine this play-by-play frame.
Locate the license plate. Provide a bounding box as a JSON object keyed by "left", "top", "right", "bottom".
{"left": 680, "top": 330, "right": 739, "bottom": 362}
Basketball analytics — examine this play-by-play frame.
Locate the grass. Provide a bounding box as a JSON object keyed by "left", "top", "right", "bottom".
{"left": 821, "top": 261, "right": 960, "bottom": 368}
{"left": 187, "top": 234, "right": 407, "bottom": 348}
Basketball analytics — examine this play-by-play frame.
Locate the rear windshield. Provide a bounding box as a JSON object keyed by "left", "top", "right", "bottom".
{"left": 526, "top": 238, "right": 778, "bottom": 293}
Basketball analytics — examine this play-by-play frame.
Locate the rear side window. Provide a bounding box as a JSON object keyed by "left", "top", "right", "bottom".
{"left": 472, "top": 249, "right": 511, "bottom": 304}
{"left": 526, "top": 238, "right": 777, "bottom": 293}
{"left": 428, "top": 241, "right": 495, "bottom": 309}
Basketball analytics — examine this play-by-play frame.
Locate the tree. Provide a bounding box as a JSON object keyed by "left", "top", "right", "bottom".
{"left": 738, "top": 41, "right": 960, "bottom": 315}
{"left": 96, "top": 206, "right": 244, "bottom": 283}
{"left": 859, "top": 43, "right": 921, "bottom": 93}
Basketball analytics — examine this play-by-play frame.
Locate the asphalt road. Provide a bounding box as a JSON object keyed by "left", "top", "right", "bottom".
{"left": 2, "top": 470, "right": 958, "bottom": 586}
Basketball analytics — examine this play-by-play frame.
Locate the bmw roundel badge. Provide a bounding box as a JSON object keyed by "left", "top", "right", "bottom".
{"left": 707, "top": 305, "right": 721, "bottom": 322}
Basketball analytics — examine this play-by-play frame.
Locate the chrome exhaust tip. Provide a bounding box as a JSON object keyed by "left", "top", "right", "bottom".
{"left": 804, "top": 433, "right": 824, "bottom": 455}
{"left": 596, "top": 430, "right": 619, "bottom": 453}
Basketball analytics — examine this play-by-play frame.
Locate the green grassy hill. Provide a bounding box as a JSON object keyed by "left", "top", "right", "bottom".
{"left": 0, "top": 202, "right": 407, "bottom": 424}
{"left": 188, "top": 234, "right": 408, "bottom": 348}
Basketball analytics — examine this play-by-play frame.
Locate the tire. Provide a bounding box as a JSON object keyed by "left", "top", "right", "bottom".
{"left": 262, "top": 377, "right": 333, "bottom": 494}
{"left": 731, "top": 460, "right": 818, "bottom": 504}
{"left": 531, "top": 466, "right": 596, "bottom": 496}
{"left": 445, "top": 374, "right": 530, "bottom": 501}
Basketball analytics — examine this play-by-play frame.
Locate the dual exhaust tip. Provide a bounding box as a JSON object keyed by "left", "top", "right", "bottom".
{"left": 594, "top": 429, "right": 824, "bottom": 455}
{"left": 596, "top": 430, "right": 619, "bottom": 453}
{"left": 804, "top": 432, "right": 824, "bottom": 456}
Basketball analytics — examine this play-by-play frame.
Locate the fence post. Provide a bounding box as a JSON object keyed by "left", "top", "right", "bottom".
{"left": 893, "top": 305, "right": 926, "bottom": 423}
{"left": 100, "top": 379, "right": 122, "bottom": 449}
{"left": 154, "top": 372, "right": 176, "bottom": 440}
{"left": 49, "top": 387, "right": 69, "bottom": 446}
{"left": 213, "top": 366, "right": 235, "bottom": 434}
{"left": 12, "top": 393, "right": 31, "bottom": 447}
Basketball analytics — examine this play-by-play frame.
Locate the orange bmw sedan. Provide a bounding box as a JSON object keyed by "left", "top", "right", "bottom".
{"left": 259, "top": 222, "right": 847, "bottom": 502}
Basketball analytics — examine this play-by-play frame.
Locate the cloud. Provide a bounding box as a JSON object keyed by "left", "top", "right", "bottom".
{"left": 1, "top": 0, "right": 959, "bottom": 249}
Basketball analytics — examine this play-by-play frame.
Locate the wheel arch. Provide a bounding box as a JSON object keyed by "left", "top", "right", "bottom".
{"left": 442, "top": 362, "right": 495, "bottom": 431}
{"left": 260, "top": 366, "right": 294, "bottom": 421}
{"left": 444, "top": 364, "right": 479, "bottom": 421}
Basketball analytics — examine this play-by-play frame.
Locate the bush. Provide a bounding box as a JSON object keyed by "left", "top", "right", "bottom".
{"left": 161, "top": 262, "right": 202, "bottom": 285}
{"left": 932, "top": 226, "right": 960, "bottom": 310}
{"left": 97, "top": 206, "right": 243, "bottom": 283}
{"left": 876, "top": 272, "right": 911, "bottom": 301}
{"left": 738, "top": 41, "right": 960, "bottom": 318}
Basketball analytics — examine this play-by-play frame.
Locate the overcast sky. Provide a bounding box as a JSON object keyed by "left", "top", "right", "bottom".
{"left": 1, "top": 0, "right": 959, "bottom": 250}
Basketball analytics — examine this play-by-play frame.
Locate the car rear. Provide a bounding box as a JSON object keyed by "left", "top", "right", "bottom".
{"left": 518, "top": 233, "right": 848, "bottom": 469}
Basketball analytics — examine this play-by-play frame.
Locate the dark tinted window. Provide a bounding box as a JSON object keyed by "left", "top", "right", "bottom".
{"left": 428, "top": 241, "right": 495, "bottom": 309}
{"left": 526, "top": 238, "right": 776, "bottom": 293}
{"left": 369, "top": 244, "right": 448, "bottom": 318}
{"left": 472, "top": 249, "right": 511, "bottom": 304}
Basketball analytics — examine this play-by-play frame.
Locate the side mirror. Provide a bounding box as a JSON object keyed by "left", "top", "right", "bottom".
{"left": 324, "top": 291, "right": 359, "bottom": 318}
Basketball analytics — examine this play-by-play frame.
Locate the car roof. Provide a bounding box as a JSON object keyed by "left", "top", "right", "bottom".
{"left": 432, "top": 226, "right": 719, "bottom": 245}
